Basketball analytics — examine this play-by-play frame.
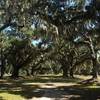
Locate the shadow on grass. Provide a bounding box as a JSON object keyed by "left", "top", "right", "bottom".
{"left": 0, "top": 74, "right": 83, "bottom": 83}
{"left": 22, "top": 76, "right": 82, "bottom": 83}
{"left": 0, "top": 97, "right": 4, "bottom": 100}
{"left": 58, "top": 85, "right": 100, "bottom": 100}
{"left": 0, "top": 76, "right": 100, "bottom": 100}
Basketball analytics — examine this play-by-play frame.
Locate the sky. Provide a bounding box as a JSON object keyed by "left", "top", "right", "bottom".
{"left": 32, "top": 38, "right": 42, "bottom": 46}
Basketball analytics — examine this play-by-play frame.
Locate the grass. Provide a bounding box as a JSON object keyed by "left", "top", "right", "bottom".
{"left": 0, "top": 75, "right": 100, "bottom": 100}
{"left": 0, "top": 93, "right": 25, "bottom": 100}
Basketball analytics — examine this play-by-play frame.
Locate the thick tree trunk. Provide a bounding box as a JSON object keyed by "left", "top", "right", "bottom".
{"left": 60, "top": 57, "right": 70, "bottom": 78}
{"left": 92, "top": 58, "right": 98, "bottom": 79}
{"left": 62, "top": 70, "right": 68, "bottom": 78}
{"left": 11, "top": 66, "right": 20, "bottom": 78}
{"left": 31, "top": 67, "right": 35, "bottom": 76}
{"left": 87, "top": 36, "right": 98, "bottom": 79}
{"left": 0, "top": 65, "right": 5, "bottom": 78}
{"left": 69, "top": 67, "right": 74, "bottom": 78}
{"left": 68, "top": 51, "right": 74, "bottom": 78}
{"left": 25, "top": 69, "right": 30, "bottom": 76}
{"left": 62, "top": 65, "right": 69, "bottom": 78}
{"left": 0, "top": 49, "right": 5, "bottom": 78}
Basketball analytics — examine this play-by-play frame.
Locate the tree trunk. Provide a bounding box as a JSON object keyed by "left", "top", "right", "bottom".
{"left": 31, "top": 67, "right": 35, "bottom": 76}
{"left": 92, "top": 58, "right": 98, "bottom": 79}
{"left": 0, "top": 64, "right": 5, "bottom": 78}
{"left": 25, "top": 69, "right": 30, "bottom": 76}
{"left": 11, "top": 66, "right": 20, "bottom": 78}
{"left": 87, "top": 36, "right": 98, "bottom": 79}
{"left": 0, "top": 49, "right": 5, "bottom": 78}
{"left": 68, "top": 51, "right": 74, "bottom": 78}
{"left": 62, "top": 65, "right": 69, "bottom": 78}
{"left": 69, "top": 67, "right": 74, "bottom": 78}
{"left": 60, "top": 58, "right": 70, "bottom": 78}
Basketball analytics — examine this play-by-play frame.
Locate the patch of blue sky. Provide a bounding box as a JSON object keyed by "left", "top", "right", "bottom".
{"left": 74, "top": 36, "right": 82, "bottom": 42}
{"left": 31, "top": 24, "right": 35, "bottom": 30}
{"left": 41, "top": 44, "right": 48, "bottom": 48}
{"left": 59, "top": 0, "right": 81, "bottom": 8}
{"left": 3, "top": 26, "right": 12, "bottom": 33}
{"left": 83, "top": 0, "right": 92, "bottom": 11}
{"left": 69, "top": 0, "right": 76, "bottom": 7}
{"left": 48, "top": 12, "right": 52, "bottom": 16}
{"left": 59, "top": 0, "right": 92, "bottom": 10}
{"left": 31, "top": 38, "right": 42, "bottom": 46}
{"left": 85, "top": 0, "right": 92, "bottom": 6}
{"left": 86, "top": 20, "right": 99, "bottom": 30}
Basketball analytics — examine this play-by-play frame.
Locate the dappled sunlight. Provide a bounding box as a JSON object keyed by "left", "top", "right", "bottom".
{"left": 31, "top": 97, "right": 54, "bottom": 100}
{"left": 0, "top": 93, "right": 25, "bottom": 100}
{"left": 0, "top": 0, "right": 100, "bottom": 99}
{"left": 0, "top": 76, "right": 100, "bottom": 100}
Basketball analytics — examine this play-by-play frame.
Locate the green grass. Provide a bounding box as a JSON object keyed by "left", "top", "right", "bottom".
{"left": 0, "top": 93, "right": 25, "bottom": 100}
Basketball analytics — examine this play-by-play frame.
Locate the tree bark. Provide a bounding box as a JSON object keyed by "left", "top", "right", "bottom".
{"left": 25, "top": 69, "right": 30, "bottom": 76}
{"left": 0, "top": 49, "right": 5, "bottom": 78}
{"left": 69, "top": 67, "right": 74, "bottom": 78}
{"left": 62, "top": 64, "right": 69, "bottom": 78}
{"left": 11, "top": 66, "right": 20, "bottom": 78}
{"left": 88, "top": 37, "right": 98, "bottom": 79}
{"left": 92, "top": 58, "right": 98, "bottom": 79}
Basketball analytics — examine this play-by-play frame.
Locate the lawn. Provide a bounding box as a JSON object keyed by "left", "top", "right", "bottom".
{"left": 0, "top": 75, "right": 100, "bottom": 100}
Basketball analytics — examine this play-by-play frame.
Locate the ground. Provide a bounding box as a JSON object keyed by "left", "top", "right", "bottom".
{"left": 0, "top": 75, "right": 100, "bottom": 100}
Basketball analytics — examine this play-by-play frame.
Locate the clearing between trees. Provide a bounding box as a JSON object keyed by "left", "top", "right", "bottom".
{"left": 0, "top": 75, "right": 100, "bottom": 100}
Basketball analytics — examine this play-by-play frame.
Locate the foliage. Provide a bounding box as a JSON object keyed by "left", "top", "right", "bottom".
{"left": 0, "top": 0, "right": 100, "bottom": 79}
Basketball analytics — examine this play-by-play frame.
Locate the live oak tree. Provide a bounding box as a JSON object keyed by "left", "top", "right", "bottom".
{"left": 36, "top": 0, "right": 100, "bottom": 79}
{"left": 0, "top": 0, "right": 100, "bottom": 79}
